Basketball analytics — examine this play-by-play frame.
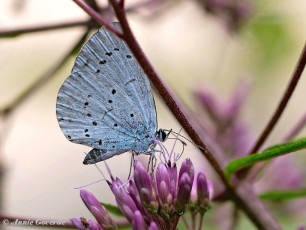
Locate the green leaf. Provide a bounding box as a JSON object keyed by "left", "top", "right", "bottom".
{"left": 259, "top": 189, "right": 306, "bottom": 201}
{"left": 100, "top": 202, "right": 124, "bottom": 217}
{"left": 225, "top": 137, "right": 306, "bottom": 178}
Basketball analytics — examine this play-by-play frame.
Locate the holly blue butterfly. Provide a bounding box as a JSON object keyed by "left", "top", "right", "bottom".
{"left": 56, "top": 22, "right": 168, "bottom": 164}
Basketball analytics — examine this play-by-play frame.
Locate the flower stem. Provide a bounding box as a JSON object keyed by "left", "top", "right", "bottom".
{"left": 248, "top": 42, "right": 306, "bottom": 155}
{"left": 181, "top": 216, "right": 192, "bottom": 230}
{"left": 198, "top": 214, "right": 204, "bottom": 230}
{"left": 191, "top": 213, "right": 196, "bottom": 230}
{"left": 0, "top": 20, "right": 94, "bottom": 38}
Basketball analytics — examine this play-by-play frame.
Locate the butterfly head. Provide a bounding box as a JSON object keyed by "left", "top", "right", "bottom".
{"left": 155, "top": 129, "right": 171, "bottom": 142}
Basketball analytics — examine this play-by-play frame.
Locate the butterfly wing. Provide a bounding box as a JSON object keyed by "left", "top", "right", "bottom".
{"left": 56, "top": 71, "right": 146, "bottom": 150}
{"left": 56, "top": 23, "right": 158, "bottom": 163}
{"left": 83, "top": 148, "right": 127, "bottom": 164}
{"left": 72, "top": 22, "right": 157, "bottom": 135}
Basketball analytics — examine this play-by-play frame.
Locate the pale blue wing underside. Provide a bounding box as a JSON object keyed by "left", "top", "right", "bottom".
{"left": 57, "top": 71, "right": 150, "bottom": 150}
{"left": 72, "top": 23, "right": 157, "bottom": 134}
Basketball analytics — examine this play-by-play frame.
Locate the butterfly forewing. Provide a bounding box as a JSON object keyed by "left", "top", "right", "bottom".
{"left": 72, "top": 23, "right": 157, "bottom": 134}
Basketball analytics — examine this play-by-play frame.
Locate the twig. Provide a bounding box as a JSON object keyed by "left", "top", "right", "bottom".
{"left": 0, "top": 29, "right": 91, "bottom": 117}
{"left": 248, "top": 43, "right": 306, "bottom": 155}
{"left": 0, "top": 20, "right": 95, "bottom": 38}
{"left": 84, "top": 0, "right": 100, "bottom": 11}
{"left": 72, "top": 0, "right": 123, "bottom": 38}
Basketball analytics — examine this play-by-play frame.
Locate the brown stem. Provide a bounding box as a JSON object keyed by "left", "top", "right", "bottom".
{"left": 72, "top": 0, "right": 123, "bottom": 38}
{"left": 108, "top": 0, "right": 228, "bottom": 184}
{"left": 0, "top": 20, "right": 94, "bottom": 38}
{"left": 0, "top": 29, "right": 91, "bottom": 117}
{"left": 72, "top": 1, "right": 282, "bottom": 229}
{"left": 84, "top": 0, "right": 100, "bottom": 11}
{"left": 236, "top": 43, "right": 306, "bottom": 179}
{"left": 248, "top": 43, "right": 306, "bottom": 155}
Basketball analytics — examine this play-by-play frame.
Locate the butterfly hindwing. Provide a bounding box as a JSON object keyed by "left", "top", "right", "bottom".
{"left": 83, "top": 148, "right": 127, "bottom": 164}
{"left": 56, "top": 71, "right": 148, "bottom": 150}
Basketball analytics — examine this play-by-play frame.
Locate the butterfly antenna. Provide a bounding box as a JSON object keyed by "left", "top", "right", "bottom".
{"left": 163, "top": 129, "right": 206, "bottom": 152}
{"left": 175, "top": 143, "right": 186, "bottom": 161}
{"left": 74, "top": 178, "right": 107, "bottom": 189}
{"left": 74, "top": 152, "right": 108, "bottom": 189}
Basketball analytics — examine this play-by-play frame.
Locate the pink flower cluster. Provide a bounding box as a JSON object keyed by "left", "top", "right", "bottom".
{"left": 71, "top": 159, "right": 212, "bottom": 230}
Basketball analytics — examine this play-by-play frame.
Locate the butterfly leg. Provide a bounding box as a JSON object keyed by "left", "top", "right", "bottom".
{"left": 128, "top": 151, "right": 137, "bottom": 179}
{"left": 146, "top": 151, "right": 157, "bottom": 173}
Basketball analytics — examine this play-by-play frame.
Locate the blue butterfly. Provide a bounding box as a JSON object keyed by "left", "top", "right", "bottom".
{"left": 56, "top": 23, "right": 169, "bottom": 164}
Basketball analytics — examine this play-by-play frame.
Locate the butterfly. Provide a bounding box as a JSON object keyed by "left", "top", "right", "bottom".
{"left": 56, "top": 22, "right": 169, "bottom": 164}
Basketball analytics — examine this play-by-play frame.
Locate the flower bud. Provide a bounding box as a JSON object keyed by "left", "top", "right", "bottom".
{"left": 175, "top": 159, "right": 194, "bottom": 214}
{"left": 156, "top": 163, "right": 171, "bottom": 203}
{"left": 80, "top": 189, "right": 115, "bottom": 228}
{"left": 134, "top": 161, "right": 158, "bottom": 213}
{"left": 197, "top": 172, "right": 209, "bottom": 213}
{"left": 149, "top": 222, "right": 158, "bottom": 230}
{"left": 109, "top": 179, "right": 139, "bottom": 223}
{"left": 167, "top": 163, "right": 177, "bottom": 199}
{"left": 132, "top": 210, "right": 147, "bottom": 230}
